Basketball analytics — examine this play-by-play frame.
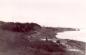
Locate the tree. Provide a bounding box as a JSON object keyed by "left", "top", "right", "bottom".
{"left": 1, "top": 22, "right": 41, "bottom": 33}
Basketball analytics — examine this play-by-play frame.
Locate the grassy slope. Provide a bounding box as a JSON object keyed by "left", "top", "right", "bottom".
{"left": 0, "top": 29, "right": 85, "bottom": 55}
{"left": 0, "top": 21, "right": 85, "bottom": 55}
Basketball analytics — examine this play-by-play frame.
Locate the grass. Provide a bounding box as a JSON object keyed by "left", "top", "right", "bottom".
{"left": 0, "top": 21, "right": 85, "bottom": 55}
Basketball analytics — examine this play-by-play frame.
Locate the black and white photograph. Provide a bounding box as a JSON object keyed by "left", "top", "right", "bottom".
{"left": 0, "top": 0, "right": 86, "bottom": 55}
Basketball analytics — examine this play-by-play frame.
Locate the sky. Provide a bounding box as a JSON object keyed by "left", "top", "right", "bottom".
{"left": 0, "top": 0, "right": 86, "bottom": 29}
{"left": 0, "top": 0, "right": 86, "bottom": 42}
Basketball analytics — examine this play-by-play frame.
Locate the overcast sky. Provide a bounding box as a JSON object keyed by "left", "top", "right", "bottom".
{"left": 0, "top": 0, "right": 86, "bottom": 29}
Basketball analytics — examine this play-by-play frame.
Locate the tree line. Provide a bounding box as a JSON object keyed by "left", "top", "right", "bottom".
{"left": 0, "top": 22, "right": 41, "bottom": 32}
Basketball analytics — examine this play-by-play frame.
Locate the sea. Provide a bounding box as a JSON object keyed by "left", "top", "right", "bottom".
{"left": 56, "top": 28, "right": 86, "bottom": 42}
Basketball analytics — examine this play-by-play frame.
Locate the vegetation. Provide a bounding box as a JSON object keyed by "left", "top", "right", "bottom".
{"left": 0, "top": 22, "right": 41, "bottom": 32}
{"left": 0, "top": 21, "right": 85, "bottom": 55}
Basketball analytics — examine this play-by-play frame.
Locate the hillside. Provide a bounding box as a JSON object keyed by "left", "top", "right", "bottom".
{"left": 0, "top": 21, "right": 85, "bottom": 55}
